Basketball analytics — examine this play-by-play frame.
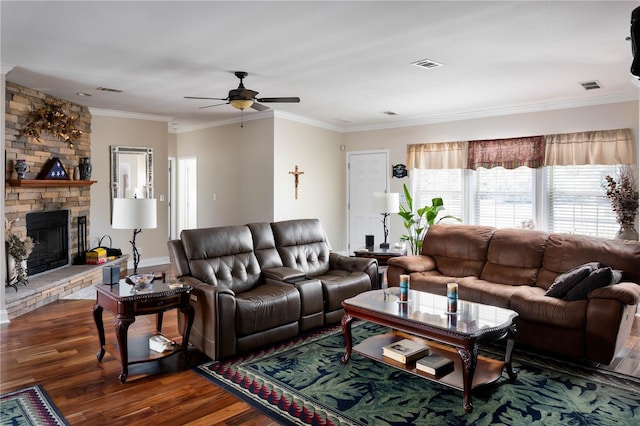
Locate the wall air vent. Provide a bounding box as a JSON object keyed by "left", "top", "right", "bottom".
{"left": 96, "top": 86, "right": 124, "bottom": 93}
{"left": 579, "top": 80, "right": 602, "bottom": 90}
{"left": 412, "top": 59, "right": 443, "bottom": 69}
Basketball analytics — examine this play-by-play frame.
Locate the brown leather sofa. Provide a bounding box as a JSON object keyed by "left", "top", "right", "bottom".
{"left": 386, "top": 224, "right": 640, "bottom": 364}
{"left": 168, "top": 218, "right": 376, "bottom": 360}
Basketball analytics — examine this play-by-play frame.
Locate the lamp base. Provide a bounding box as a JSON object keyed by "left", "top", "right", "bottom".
{"left": 379, "top": 242, "right": 390, "bottom": 249}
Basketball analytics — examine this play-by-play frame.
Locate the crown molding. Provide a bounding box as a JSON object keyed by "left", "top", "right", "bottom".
{"left": 170, "top": 110, "right": 275, "bottom": 134}
{"left": 273, "top": 110, "right": 343, "bottom": 132}
{"left": 342, "top": 91, "right": 640, "bottom": 133}
{"left": 1, "top": 65, "right": 15, "bottom": 75}
{"left": 89, "top": 108, "right": 174, "bottom": 122}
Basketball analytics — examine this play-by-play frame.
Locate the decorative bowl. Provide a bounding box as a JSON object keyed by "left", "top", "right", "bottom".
{"left": 126, "top": 273, "right": 155, "bottom": 288}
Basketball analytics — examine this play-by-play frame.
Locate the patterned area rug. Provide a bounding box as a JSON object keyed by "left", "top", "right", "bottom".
{"left": 196, "top": 322, "right": 640, "bottom": 426}
{"left": 0, "top": 385, "right": 68, "bottom": 426}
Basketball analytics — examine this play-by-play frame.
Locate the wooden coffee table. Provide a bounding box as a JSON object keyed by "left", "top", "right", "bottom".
{"left": 93, "top": 277, "right": 194, "bottom": 383}
{"left": 341, "top": 288, "right": 518, "bottom": 413}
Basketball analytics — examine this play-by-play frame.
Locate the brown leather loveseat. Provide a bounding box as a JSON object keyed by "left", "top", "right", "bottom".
{"left": 168, "top": 218, "right": 376, "bottom": 360}
{"left": 386, "top": 224, "right": 640, "bottom": 364}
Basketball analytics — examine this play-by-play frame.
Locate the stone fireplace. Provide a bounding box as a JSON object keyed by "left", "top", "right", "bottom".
{"left": 5, "top": 82, "right": 92, "bottom": 277}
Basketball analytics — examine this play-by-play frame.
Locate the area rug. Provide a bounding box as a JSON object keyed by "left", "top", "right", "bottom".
{"left": 0, "top": 384, "right": 68, "bottom": 426}
{"left": 195, "top": 322, "right": 640, "bottom": 425}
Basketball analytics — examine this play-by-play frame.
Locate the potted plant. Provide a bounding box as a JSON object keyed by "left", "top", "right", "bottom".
{"left": 398, "top": 184, "right": 461, "bottom": 254}
{"left": 5, "top": 218, "right": 34, "bottom": 289}
{"left": 604, "top": 165, "right": 639, "bottom": 240}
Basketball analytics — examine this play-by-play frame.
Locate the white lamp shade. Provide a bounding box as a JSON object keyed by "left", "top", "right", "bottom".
{"left": 373, "top": 192, "right": 400, "bottom": 214}
{"left": 112, "top": 198, "right": 157, "bottom": 229}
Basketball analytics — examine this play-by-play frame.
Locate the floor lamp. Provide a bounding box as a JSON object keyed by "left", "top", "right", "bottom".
{"left": 112, "top": 198, "right": 157, "bottom": 275}
{"left": 373, "top": 192, "right": 399, "bottom": 249}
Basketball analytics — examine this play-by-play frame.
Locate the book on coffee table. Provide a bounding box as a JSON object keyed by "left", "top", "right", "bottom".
{"left": 382, "top": 338, "right": 429, "bottom": 364}
{"left": 415, "top": 353, "right": 454, "bottom": 376}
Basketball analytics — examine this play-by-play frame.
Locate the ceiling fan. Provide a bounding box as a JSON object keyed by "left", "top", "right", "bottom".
{"left": 185, "top": 71, "right": 300, "bottom": 112}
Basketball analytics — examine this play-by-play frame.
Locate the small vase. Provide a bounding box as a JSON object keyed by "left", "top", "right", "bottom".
{"left": 616, "top": 224, "right": 639, "bottom": 241}
{"left": 79, "top": 157, "right": 92, "bottom": 180}
{"left": 73, "top": 166, "right": 80, "bottom": 180}
{"left": 14, "top": 159, "right": 27, "bottom": 179}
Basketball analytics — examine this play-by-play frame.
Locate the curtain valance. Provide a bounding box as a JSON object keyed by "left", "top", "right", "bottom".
{"left": 467, "top": 136, "right": 545, "bottom": 170}
{"left": 406, "top": 141, "right": 468, "bottom": 169}
{"left": 544, "top": 128, "right": 635, "bottom": 166}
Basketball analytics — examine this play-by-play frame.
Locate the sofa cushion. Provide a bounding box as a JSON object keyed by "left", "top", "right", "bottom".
{"left": 422, "top": 224, "right": 497, "bottom": 277}
{"left": 457, "top": 277, "right": 523, "bottom": 308}
{"left": 235, "top": 283, "right": 301, "bottom": 337}
{"left": 318, "top": 271, "right": 371, "bottom": 313}
{"left": 181, "top": 225, "right": 262, "bottom": 293}
{"left": 564, "top": 267, "right": 623, "bottom": 302}
{"left": 538, "top": 233, "right": 640, "bottom": 289}
{"left": 480, "top": 228, "right": 548, "bottom": 286}
{"left": 247, "top": 222, "right": 283, "bottom": 270}
{"left": 271, "top": 219, "right": 331, "bottom": 276}
{"left": 545, "top": 262, "right": 600, "bottom": 298}
{"left": 510, "top": 287, "right": 587, "bottom": 328}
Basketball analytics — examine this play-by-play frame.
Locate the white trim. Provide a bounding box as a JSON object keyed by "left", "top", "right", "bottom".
{"left": 89, "top": 108, "right": 174, "bottom": 122}
{"left": 342, "top": 92, "right": 639, "bottom": 133}
{"left": 171, "top": 110, "right": 274, "bottom": 133}
{"left": 273, "top": 110, "right": 343, "bottom": 132}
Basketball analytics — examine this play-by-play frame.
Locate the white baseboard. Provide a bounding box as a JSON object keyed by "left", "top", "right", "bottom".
{"left": 0, "top": 309, "right": 9, "bottom": 324}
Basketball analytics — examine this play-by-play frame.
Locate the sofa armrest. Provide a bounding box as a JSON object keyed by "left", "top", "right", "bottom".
{"left": 387, "top": 255, "right": 437, "bottom": 273}
{"left": 262, "top": 266, "right": 306, "bottom": 282}
{"left": 329, "top": 252, "right": 378, "bottom": 288}
{"left": 588, "top": 281, "right": 640, "bottom": 305}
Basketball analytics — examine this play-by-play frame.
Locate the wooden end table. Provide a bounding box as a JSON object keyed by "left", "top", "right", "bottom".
{"left": 93, "top": 277, "right": 194, "bottom": 383}
{"left": 353, "top": 246, "right": 407, "bottom": 266}
{"left": 341, "top": 288, "right": 517, "bottom": 413}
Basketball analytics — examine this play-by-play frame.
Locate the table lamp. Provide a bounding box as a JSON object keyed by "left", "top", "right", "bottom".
{"left": 373, "top": 192, "right": 400, "bottom": 249}
{"left": 112, "top": 198, "right": 157, "bottom": 275}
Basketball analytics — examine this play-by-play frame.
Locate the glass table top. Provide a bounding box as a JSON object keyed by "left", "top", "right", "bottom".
{"left": 96, "top": 277, "right": 191, "bottom": 300}
{"left": 344, "top": 288, "right": 517, "bottom": 336}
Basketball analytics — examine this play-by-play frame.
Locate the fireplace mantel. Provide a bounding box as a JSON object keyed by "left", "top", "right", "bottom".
{"left": 6, "top": 179, "right": 96, "bottom": 187}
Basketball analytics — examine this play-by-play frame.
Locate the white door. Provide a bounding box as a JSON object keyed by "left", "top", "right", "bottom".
{"left": 177, "top": 157, "right": 197, "bottom": 234}
{"left": 347, "top": 150, "right": 389, "bottom": 251}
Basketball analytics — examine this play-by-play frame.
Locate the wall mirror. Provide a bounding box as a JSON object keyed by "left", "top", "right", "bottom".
{"left": 110, "top": 146, "right": 154, "bottom": 200}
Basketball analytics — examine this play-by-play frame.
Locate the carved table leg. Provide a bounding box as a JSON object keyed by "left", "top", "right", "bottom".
{"left": 504, "top": 323, "right": 518, "bottom": 381}
{"left": 181, "top": 304, "right": 195, "bottom": 364}
{"left": 456, "top": 345, "right": 478, "bottom": 413}
{"left": 93, "top": 303, "right": 105, "bottom": 361}
{"left": 114, "top": 315, "right": 135, "bottom": 383}
{"left": 340, "top": 313, "right": 354, "bottom": 364}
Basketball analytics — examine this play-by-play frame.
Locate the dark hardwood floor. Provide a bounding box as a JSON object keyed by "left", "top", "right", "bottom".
{"left": 1, "top": 266, "right": 275, "bottom": 426}
{"left": 1, "top": 265, "right": 639, "bottom": 425}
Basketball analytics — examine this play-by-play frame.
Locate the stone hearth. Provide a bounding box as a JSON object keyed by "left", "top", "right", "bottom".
{"left": 4, "top": 256, "right": 128, "bottom": 320}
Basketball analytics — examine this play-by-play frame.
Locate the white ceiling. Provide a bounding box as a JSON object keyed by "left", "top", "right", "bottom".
{"left": 2, "top": 1, "right": 639, "bottom": 133}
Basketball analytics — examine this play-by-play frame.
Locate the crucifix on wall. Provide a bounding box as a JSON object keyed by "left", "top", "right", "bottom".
{"left": 288, "top": 165, "right": 305, "bottom": 199}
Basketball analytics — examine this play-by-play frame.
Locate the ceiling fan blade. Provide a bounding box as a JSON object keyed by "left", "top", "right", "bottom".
{"left": 251, "top": 102, "right": 269, "bottom": 111}
{"left": 256, "top": 97, "right": 300, "bottom": 103}
{"left": 199, "top": 102, "right": 229, "bottom": 109}
{"left": 185, "top": 96, "right": 228, "bottom": 101}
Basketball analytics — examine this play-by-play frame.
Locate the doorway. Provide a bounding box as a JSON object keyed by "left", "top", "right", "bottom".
{"left": 177, "top": 157, "right": 197, "bottom": 234}
{"left": 347, "top": 150, "right": 389, "bottom": 251}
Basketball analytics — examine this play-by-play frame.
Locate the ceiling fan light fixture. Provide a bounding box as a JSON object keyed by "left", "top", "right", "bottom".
{"left": 230, "top": 99, "right": 253, "bottom": 110}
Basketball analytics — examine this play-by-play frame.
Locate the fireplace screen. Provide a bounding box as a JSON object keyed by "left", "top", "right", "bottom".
{"left": 26, "top": 210, "right": 69, "bottom": 275}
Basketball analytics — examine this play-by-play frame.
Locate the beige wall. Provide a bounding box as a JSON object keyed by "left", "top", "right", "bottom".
{"left": 273, "top": 117, "right": 345, "bottom": 249}
{"left": 90, "top": 114, "right": 170, "bottom": 267}
{"left": 176, "top": 117, "right": 274, "bottom": 227}
{"left": 344, "top": 101, "right": 639, "bottom": 243}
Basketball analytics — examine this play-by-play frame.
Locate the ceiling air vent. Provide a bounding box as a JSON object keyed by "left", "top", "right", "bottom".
{"left": 383, "top": 111, "right": 398, "bottom": 116}
{"left": 579, "top": 80, "right": 602, "bottom": 90}
{"left": 96, "top": 86, "right": 124, "bottom": 93}
{"left": 412, "top": 59, "right": 443, "bottom": 70}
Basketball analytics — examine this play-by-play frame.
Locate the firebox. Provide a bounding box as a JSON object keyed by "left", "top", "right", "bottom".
{"left": 26, "top": 210, "right": 69, "bottom": 275}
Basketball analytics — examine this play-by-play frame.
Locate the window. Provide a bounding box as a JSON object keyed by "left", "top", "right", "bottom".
{"left": 412, "top": 164, "right": 620, "bottom": 236}
{"left": 411, "top": 169, "right": 464, "bottom": 224}
{"left": 547, "top": 165, "right": 618, "bottom": 238}
{"left": 474, "top": 167, "right": 534, "bottom": 228}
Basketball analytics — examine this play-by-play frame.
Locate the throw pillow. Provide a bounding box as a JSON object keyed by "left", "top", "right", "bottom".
{"left": 563, "top": 267, "right": 622, "bottom": 302}
{"left": 545, "top": 262, "right": 600, "bottom": 298}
